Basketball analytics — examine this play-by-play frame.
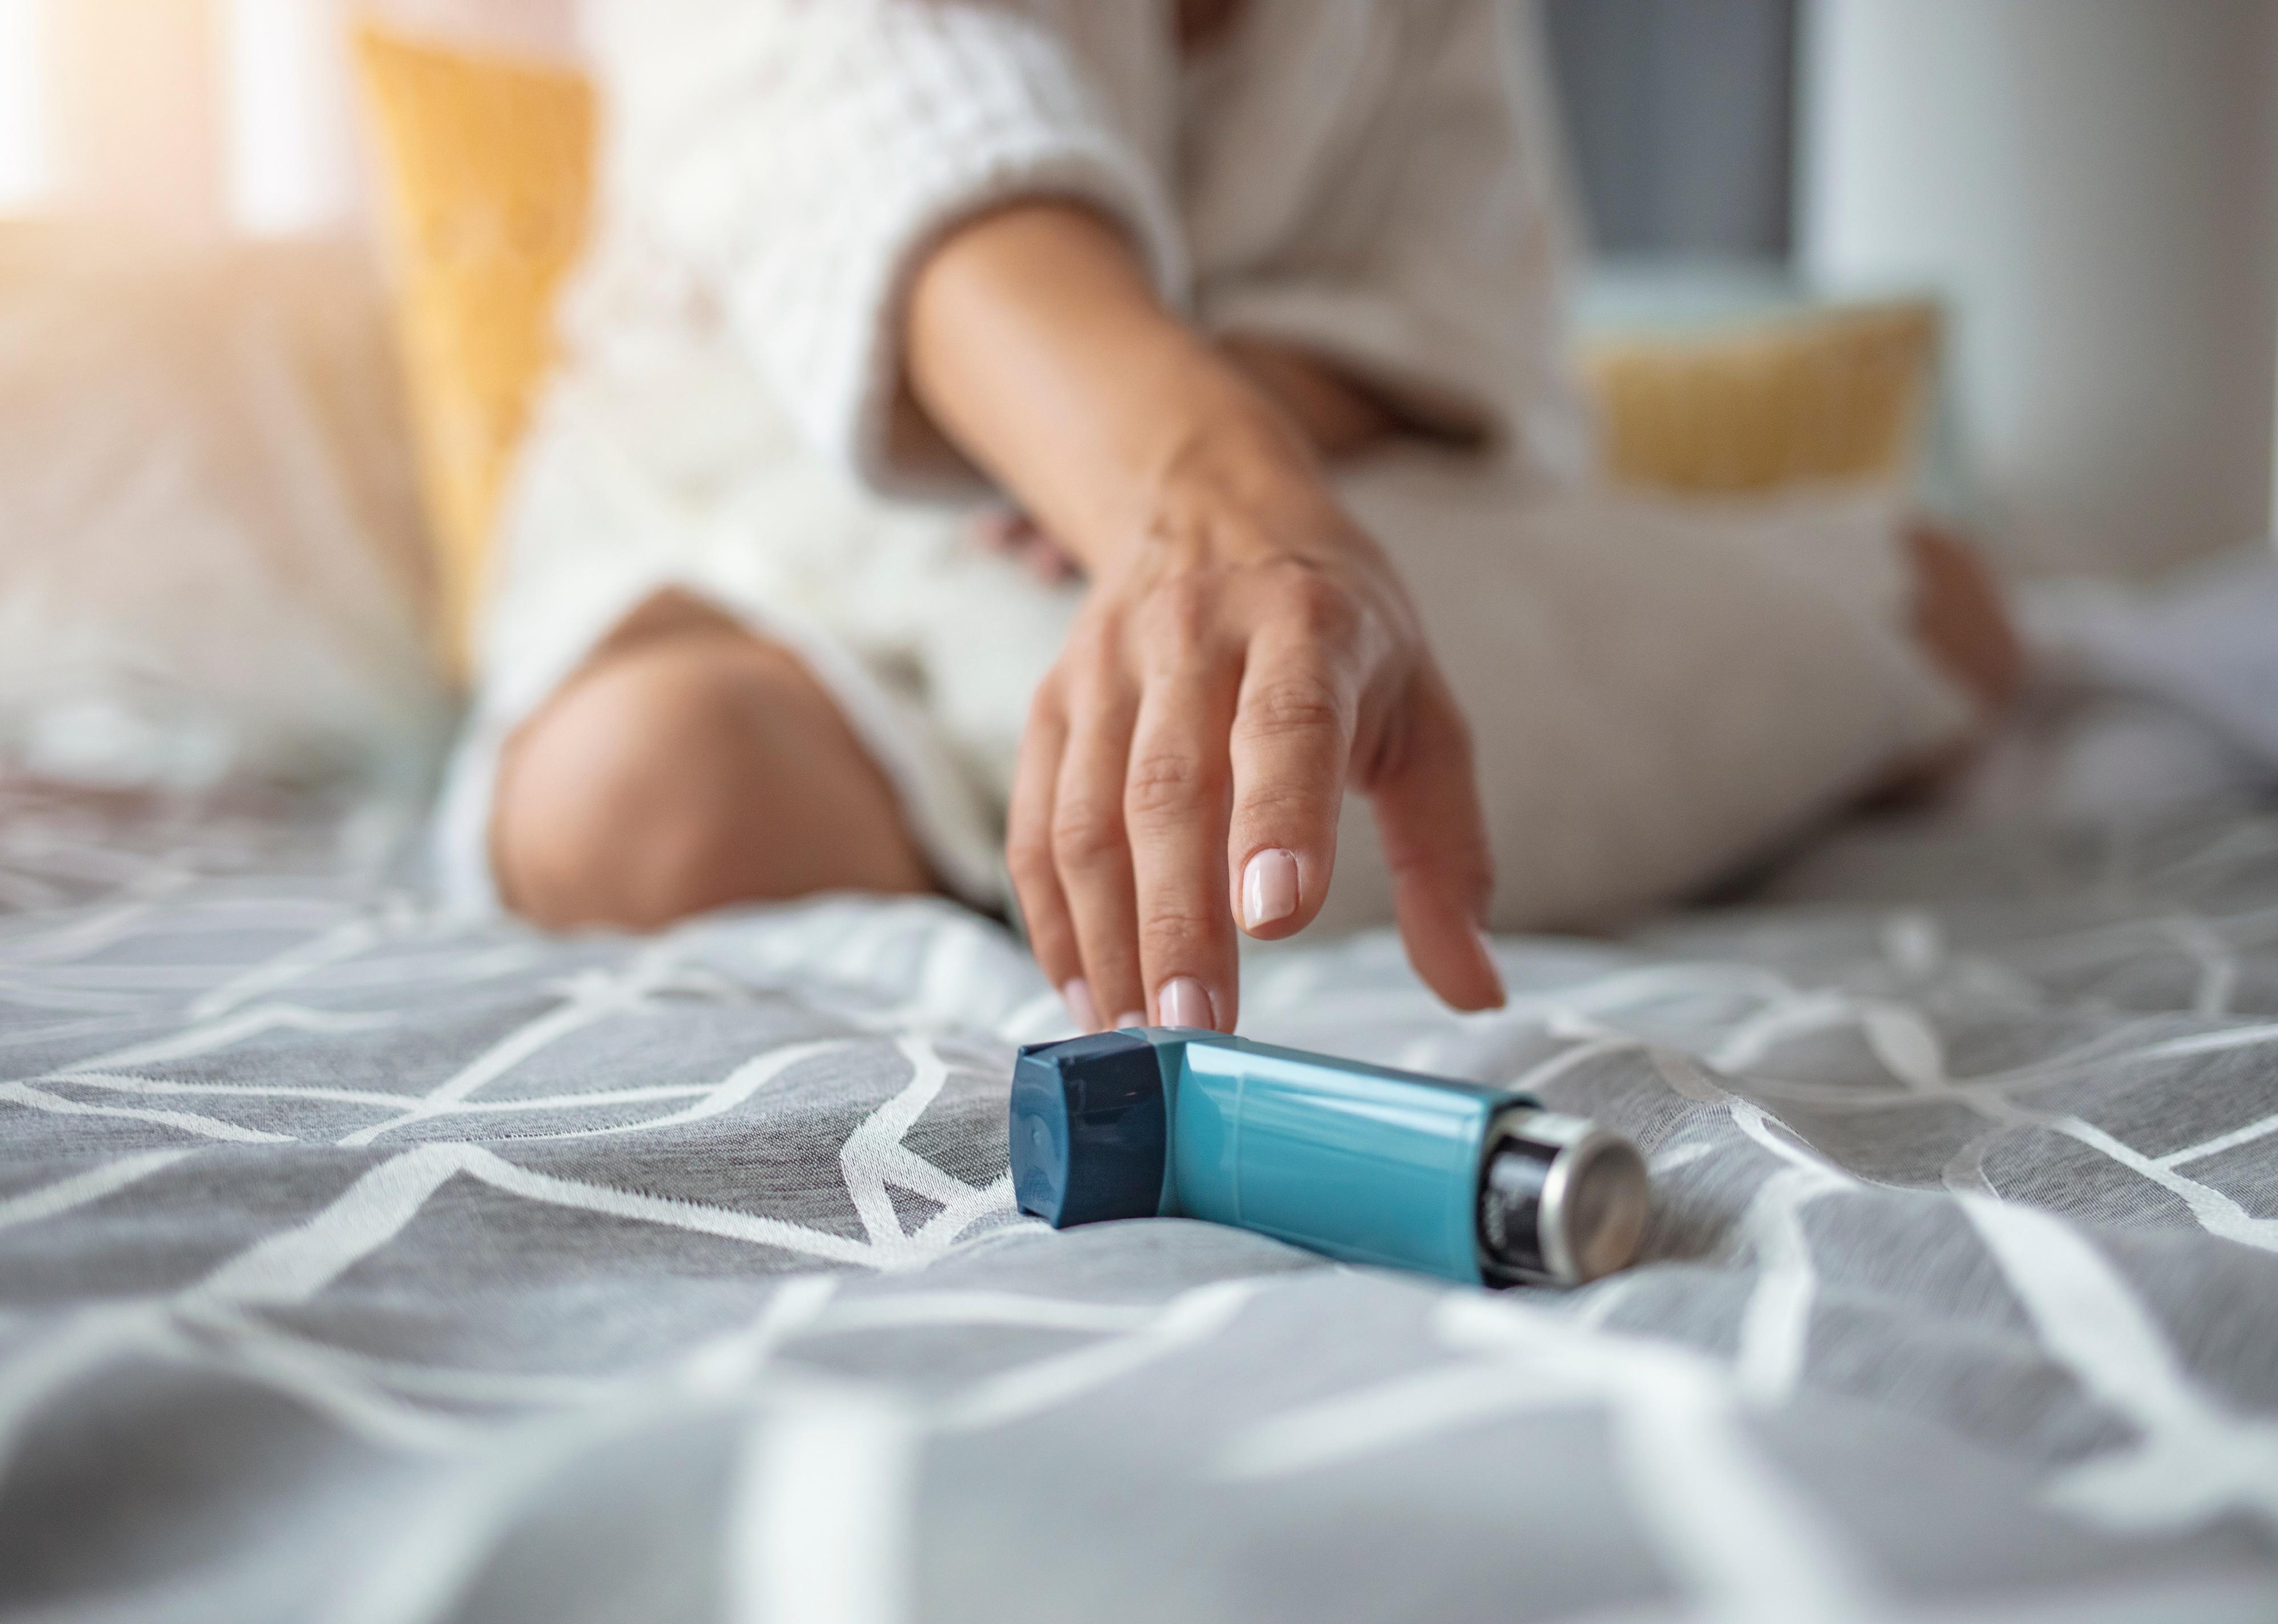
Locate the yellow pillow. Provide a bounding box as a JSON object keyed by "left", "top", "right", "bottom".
{"left": 353, "top": 25, "right": 595, "bottom": 678}
{"left": 1579, "top": 301, "right": 1941, "bottom": 496}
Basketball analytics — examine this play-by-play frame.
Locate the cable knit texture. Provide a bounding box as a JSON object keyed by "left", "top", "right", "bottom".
{"left": 585, "top": 0, "right": 1189, "bottom": 495}
{"left": 577, "top": 0, "right": 1587, "bottom": 493}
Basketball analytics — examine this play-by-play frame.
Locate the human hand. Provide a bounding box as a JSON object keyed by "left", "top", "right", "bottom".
{"left": 900, "top": 202, "right": 1501, "bottom": 1029}
{"left": 1215, "top": 334, "right": 1398, "bottom": 464}
{"left": 1006, "top": 446, "right": 1505, "bottom": 1034}
{"left": 969, "top": 507, "right": 1083, "bottom": 584}
{"left": 969, "top": 336, "right": 1396, "bottom": 587}
{"left": 1906, "top": 523, "right": 2022, "bottom": 715}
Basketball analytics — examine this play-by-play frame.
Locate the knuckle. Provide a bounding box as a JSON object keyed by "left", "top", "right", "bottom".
{"left": 1023, "top": 678, "right": 1065, "bottom": 732}
{"left": 1139, "top": 904, "right": 1220, "bottom": 963}
{"left": 1140, "top": 578, "right": 1214, "bottom": 659}
{"left": 1233, "top": 777, "right": 1334, "bottom": 835}
{"left": 1383, "top": 676, "right": 1476, "bottom": 779}
{"left": 1063, "top": 638, "right": 1121, "bottom": 699}
{"left": 1239, "top": 671, "right": 1348, "bottom": 744}
{"left": 1273, "top": 565, "right": 1362, "bottom": 644}
{"left": 1049, "top": 796, "right": 1126, "bottom": 869}
{"left": 1123, "top": 749, "right": 1211, "bottom": 822}
{"left": 1005, "top": 821, "right": 1056, "bottom": 887}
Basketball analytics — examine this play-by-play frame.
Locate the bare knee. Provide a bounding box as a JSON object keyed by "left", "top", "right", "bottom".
{"left": 491, "top": 634, "right": 932, "bottom": 931}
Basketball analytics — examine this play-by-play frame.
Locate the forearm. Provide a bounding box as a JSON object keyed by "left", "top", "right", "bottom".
{"left": 904, "top": 204, "right": 1338, "bottom": 573}
{"left": 1216, "top": 334, "right": 1399, "bottom": 464}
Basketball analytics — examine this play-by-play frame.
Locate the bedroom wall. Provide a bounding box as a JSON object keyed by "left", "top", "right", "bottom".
{"left": 0, "top": 0, "right": 43, "bottom": 213}
{"left": 0, "top": 0, "right": 576, "bottom": 238}
{"left": 43, "top": 0, "right": 226, "bottom": 238}
{"left": 1799, "top": 0, "right": 2278, "bottom": 577}
{"left": 224, "top": 0, "right": 360, "bottom": 236}
{"left": 1543, "top": 0, "right": 1796, "bottom": 262}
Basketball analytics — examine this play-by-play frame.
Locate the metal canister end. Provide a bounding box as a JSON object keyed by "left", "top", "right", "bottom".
{"left": 1476, "top": 1109, "right": 1651, "bottom": 1287}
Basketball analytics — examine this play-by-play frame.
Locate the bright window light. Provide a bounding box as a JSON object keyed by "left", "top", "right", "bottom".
{"left": 223, "top": 0, "right": 353, "bottom": 235}
{"left": 0, "top": 0, "right": 48, "bottom": 213}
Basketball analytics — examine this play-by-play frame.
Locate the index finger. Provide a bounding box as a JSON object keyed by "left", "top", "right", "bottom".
{"left": 1124, "top": 655, "right": 1241, "bottom": 1031}
{"left": 1225, "top": 633, "right": 1358, "bottom": 941}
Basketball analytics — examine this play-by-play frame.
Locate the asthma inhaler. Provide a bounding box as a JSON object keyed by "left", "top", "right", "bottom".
{"left": 1009, "top": 1028, "right": 1650, "bottom": 1286}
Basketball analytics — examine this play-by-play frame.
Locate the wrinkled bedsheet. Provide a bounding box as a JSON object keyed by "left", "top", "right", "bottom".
{"left": 1, "top": 781, "right": 2274, "bottom": 1623}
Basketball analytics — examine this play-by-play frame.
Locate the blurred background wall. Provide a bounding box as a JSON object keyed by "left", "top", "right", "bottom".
{"left": 0, "top": 0, "right": 573, "bottom": 238}
{"left": 1547, "top": 0, "right": 2278, "bottom": 576}
{"left": 0, "top": 0, "right": 2271, "bottom": 577}
{"left": 1544, "top": 0, "right": 1797, "bottom": 261}
{"left": 1797, "top": 0, "right": 2278, "bottom": 578}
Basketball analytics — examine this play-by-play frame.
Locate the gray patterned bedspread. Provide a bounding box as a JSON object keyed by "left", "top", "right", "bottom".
{"left": 2, "top": 781, "right": 2274, "bottom": 1624}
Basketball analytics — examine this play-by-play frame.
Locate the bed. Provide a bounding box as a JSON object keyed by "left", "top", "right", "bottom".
{"left": 2, "top": 771, "right": 2273, "bottom": 1624}
{"left": 4, "top": 150, "right": 2275, "bottom": 1622}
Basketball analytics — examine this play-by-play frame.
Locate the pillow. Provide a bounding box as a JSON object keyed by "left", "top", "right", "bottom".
{"left": 0, "top": 225, "right": 449, "bottom": 793}
{"left": 1579, "top": 301, "right": 1942, "bottom": 495}
{"left": 353, "top": 23, "right": 595, "bottom": 677}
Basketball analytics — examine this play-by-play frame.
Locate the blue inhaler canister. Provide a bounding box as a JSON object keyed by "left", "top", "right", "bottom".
{"left": 1009, "top": 1029, "right": 1650, "bottom": 1286}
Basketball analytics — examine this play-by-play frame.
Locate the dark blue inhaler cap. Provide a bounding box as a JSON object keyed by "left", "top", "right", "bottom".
{"left": 1010, "top": 1032, "right": 1168, "bottom": 1227}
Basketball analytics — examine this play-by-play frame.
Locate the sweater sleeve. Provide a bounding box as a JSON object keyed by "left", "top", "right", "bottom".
{"left": 592, "top": 0, "right": 1188, "bottom": 497}
{"left": 1196, "top": 0, "right": 1593, "bottom": 487}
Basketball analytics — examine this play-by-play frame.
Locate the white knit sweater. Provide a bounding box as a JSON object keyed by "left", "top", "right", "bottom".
{"left": 573, "top": 0, "right": 1592, "bottom": 498}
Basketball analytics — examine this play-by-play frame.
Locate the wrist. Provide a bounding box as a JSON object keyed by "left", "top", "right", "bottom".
{"left": 1098, "top": 377, "right": 1417, "bottom": 651}
{"left": 1089, "top": 365, "right": 1347, "bottom": 576}
{"left": 1216, "top": 334, "right": 1398, "bottom": 463}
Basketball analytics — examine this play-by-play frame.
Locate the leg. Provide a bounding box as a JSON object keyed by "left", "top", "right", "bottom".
{"left": 491, "top": 591, "right": 935, "bottom": 932}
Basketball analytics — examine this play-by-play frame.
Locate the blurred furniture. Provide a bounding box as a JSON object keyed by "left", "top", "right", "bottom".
{"left": 1800, "top": 0, "right": 2278, "bottom": 575}
{"left": 1580, "top": 300, "right": 1938, "bottom": 496}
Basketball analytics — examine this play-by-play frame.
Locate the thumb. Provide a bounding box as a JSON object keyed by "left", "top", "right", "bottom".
{"left": 1366, "top": 666, "right": 1504, "bottom": 1012}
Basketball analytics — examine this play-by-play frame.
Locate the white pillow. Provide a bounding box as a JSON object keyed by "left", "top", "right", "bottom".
{"left": 0, "top": 225, "right": 450, "bottom": 793}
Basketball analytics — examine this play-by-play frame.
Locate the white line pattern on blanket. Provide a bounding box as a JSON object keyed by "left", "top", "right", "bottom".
{"left": 0, "top": 785, "right": 2273, "bottom": 1621}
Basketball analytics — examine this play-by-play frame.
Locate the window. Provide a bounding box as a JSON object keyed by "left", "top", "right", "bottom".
{"left": 0, "top": 0, "right": 356, "bottom": 235}
{"left": 0, "top": 0, "right": 48, "bottom": 213}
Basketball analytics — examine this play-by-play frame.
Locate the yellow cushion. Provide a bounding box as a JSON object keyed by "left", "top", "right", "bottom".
{"left": 1579, "top": 301, "right": 1941, "bottom": 496}
{"left": 353, "top": 25, "right": 595, "bottom": 678}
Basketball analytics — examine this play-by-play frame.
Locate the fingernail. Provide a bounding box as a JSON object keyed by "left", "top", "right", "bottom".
{"left": 1158, "top": 976, "right": 1217, "bottom": 1031}
{"left": 1240, "top": 848, "right": 1301, "bottom": 932}
{"left": 1115, "top": 1010, "right": 1147, "bottom": 1031}
{"left": 1476, "top": 925, "right": 1507, "bottom": 1007}
{"left": 1062, "top": 977, "right": 1101, "bottom": 1032}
